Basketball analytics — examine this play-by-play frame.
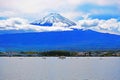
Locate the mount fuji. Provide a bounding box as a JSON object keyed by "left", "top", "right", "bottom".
{"left": 31, "top": 13, "right": 76, "bottom": 27}
{"left": 0, "top": 13, "right": 120, "bottom": 51}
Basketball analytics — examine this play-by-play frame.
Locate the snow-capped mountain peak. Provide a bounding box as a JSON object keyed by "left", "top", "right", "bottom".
{"left": 31, "top": 13, "right": 76, "bottom": 27}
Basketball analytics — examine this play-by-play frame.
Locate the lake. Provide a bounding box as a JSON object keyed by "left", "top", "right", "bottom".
{"left": 0, "top": 57, "right": 120, "bottom": 80}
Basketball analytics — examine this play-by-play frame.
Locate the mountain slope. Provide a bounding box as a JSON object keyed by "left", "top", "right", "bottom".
{"left": 31, "top": 13, "right": 76, "bottom": 27}
{"left": 0, "top": 30, "right": 120, "bottom": 51}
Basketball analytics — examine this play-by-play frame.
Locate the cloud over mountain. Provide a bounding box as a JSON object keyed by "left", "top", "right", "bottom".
{"left": 0, "top": 18, "right": 72, "bottom": 33}
{"left": 0, "top": 14, "right": 120, "bottom": 35}
{"left": 75, "top": 18, "right": 120, "bottom": 35}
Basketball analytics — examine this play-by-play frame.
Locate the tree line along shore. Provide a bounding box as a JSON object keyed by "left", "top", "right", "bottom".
{"left": 0, "top": 50, "right": 120, "bottom": 57}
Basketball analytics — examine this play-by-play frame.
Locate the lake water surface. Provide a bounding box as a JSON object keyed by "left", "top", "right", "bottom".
{"left": 0, "top": 57, "right": 120, "bottom": 80}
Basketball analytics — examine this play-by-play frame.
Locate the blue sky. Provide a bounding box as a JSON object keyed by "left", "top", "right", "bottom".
{"left": 0, "top": 0, "right": 120, "bottom": 20}
{"left": 77, "top": 3, "right": 120, "bottom": 20}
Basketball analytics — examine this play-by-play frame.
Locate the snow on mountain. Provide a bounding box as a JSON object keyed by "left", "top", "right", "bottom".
{"left": 31, "top": 13, "right": 76, "bottom": 27}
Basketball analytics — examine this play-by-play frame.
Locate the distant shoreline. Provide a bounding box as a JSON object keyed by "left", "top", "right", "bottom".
{"left": 0, "top": 50, "right": 120, "bottom": 57}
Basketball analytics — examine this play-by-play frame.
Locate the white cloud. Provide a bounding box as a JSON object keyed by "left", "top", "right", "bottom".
{"left": 61, "top": 12, "right": 83, "bottom": 20}
{"left": 53, "top": 22, "right": 68, "bottom": 27}
{"left": 0, "top": 18, "right": 28, "bottom": 30}
{"left": 0, "top": 0, "right": 119, "bottom": 20}
{"left": 0, "top": 11, "right": 17, "bottom": 18}
{"left": 0, "top": 17, "right": 72, "bottom": 33}
{"left": 74, "top": 18, "right": 120, "bottom": 35}
{"left": 65, "top": 0, "right": 120, "bottom": 6}
{"left": 0, "top": 0, "right": 68, "bottom": 14}
{"left": 0, "top": 17, "right": 120, "bottom": 35}
{"left": 0, "top": 0, "right": 77, "bottom": 20}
